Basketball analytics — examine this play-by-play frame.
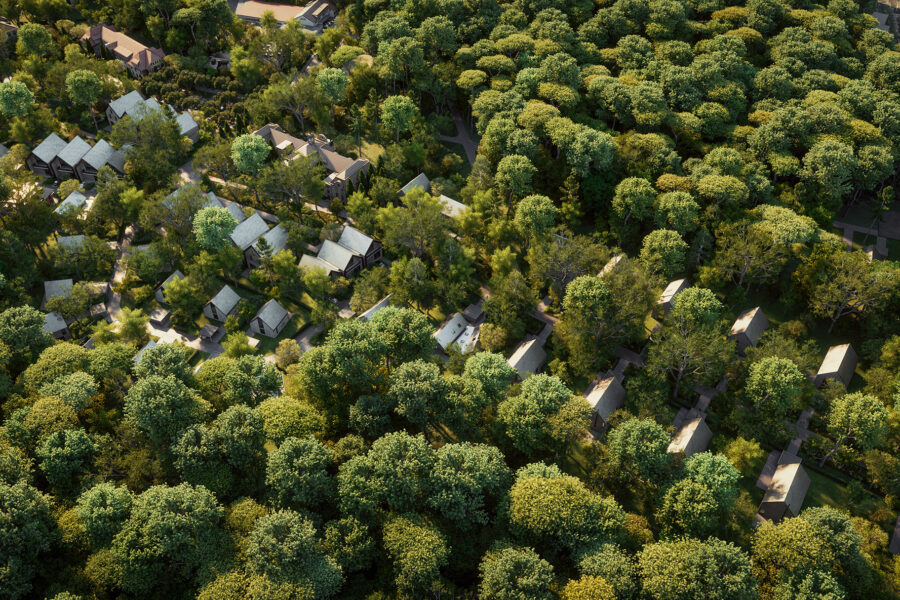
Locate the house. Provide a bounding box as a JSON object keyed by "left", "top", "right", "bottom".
{"left": 50, "top": 136, "right": 92, "bottom": 181}
{"left": 317, "top": 239, "right": 363, "bottom": 277}
{"left": 358, "top": 295, "right": 392, "bottom": 320}
{"left": 54, "top": 191, "right": 89, "bottom": 217}
{"left": 76, "top": 139, "right": 126, "bottom": 183}
{"left": 399, "top": 173, "right": 430, "bottom": 197}
{"left": 81, "top": 25, "right": 165, "bottom": 77}
{"left": 204, "top": 285, "right": 242, "bottom": 322}
{"left": 155, "top": 270, "right": 185, "bottom": 303}
{"left": 204, "top": 194, "right": 246, "bottom": 223}
{"left": 434, "top": 313, "right": 469, "bottom": 351}
{"left": 298, "top": 0, "right": 336, "bottom": 31}
{"left": 176, "top": 111, "right": 200, "bottom": 143}
{"left": 667, "top": 416, "right": 712, "bottom": 457}
{"left": 27, "top": 133, "right": 68, "bottom": 178}
{"left": 507, "top": 338, "right": 546, "bottom": 379}
{"left": 600, "top": 254, "right": 626, "bottom": 277}
{"left": 729, "top": 307, "right": 769, "bottom": 353}
{"left": 57, "top": 235, "right": 87, "bottom": 253}
{"left": 149, "top": 306, "right": 171, "bottom": 327}
{"left": 657, "top": 278, "right": 690, "bottom": 312}
{"left": 234, "top": 0, "right": 305, "bottom": 25}
{"left": 246, "top": 224, "right": 289, "bottom": 268}
{"left": 439, "top": 195, "right": 466, "bottom": 219}
{"left": 299, "top": 253, "right": 341, "bottom": 276}
{"left": 585, "top": 375, "right": 625, "bottom": 431}
{"left": 106, "top": 90, "right": 146, "bottom": 124}
{"left": 42, "top": 312, "right": 71, "bottom": 340}
{"left": 337, "top": 226, "right": 382, "bottom": 266}
{"left": 758, "top": 462, "right": 810, "bottom": 522}
{"left": 815, "top": 343, "right": 858, "bottom": 387}
{"left": 133, "top": 340, "right": 157, "bottom": 363}
{"left": 230, "top": 212, "right": 270, "bottom": 252}
{"left": 250, "top": 299, "right": 291, "bottom": 337}
{"left": 42, "top": 279, "right": 74, "bottom": 310}
{"left": 253, "top": 124, "right": 370, "bottom": 201}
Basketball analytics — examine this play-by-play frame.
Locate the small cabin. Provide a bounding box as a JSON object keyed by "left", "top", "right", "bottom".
{"left": 250, "top": 299, "right": 291, "bottom": 338}
{"left": 667, "top": 416, "right": 712, "bottom": 458}
{"left": 585, "top": 375, "right": 625, "bottom": 432}
{"left": 657, "top": 278, "right": 690, "bottom": 312}
{"left": 814, "top": 344, "right": 858, "bottom": 387}
{"left": 729, "top": 307, "right": 769, "bottom": 353}
{"left": 758, "top": 462, "right": 810, "bottom": 523}
{"left": 204, "top": 285, "right": 241, "bottom": 323}
{"left": 507, "top": 338, "right": 546, "bottom": 380}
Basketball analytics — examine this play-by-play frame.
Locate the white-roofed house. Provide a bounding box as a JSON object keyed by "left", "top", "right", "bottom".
{"left": 814, "top": 343, "right": 858, "bottom": 387}
{"left": 27, "top": 133, "right": 69, "bottom": 178}
{"left": 246, "top": 224, "right": 289, "bottom": 269}
{"left": 229, "top": 212, "right": 270, "bottom": 253}
{"left": 585, "top": 375, "right": 626, "bottom": 432}
{"left": 337, "top": 226, "right": 382, "bottom": 266}
{"left": 250, "top": 298, "right": 291, "bottom": 337}
{"left": 434, "top": 312, "right": 469, "bottom": 351}
{"left": 204, "top": 284, "right": 242, "bottom": 322}
{"left": 667, "top": 416, "right": 713, "bottom": 458}
{"left": 51, "top": 136, "right": 92, "bottom": 180}
{"left": 657, "top": 278, "right": 690, "bottom": 312}
{"left": 358, "top": 295, "right": 392, "bottom": 320}
{"left": 315, "top": 239, "right": 363, "bottom": 277}
{"left": 54, "top": 191, "right": 89, "bottom": 217}
{"left": 176, "top": 111, "right": 200, "bottom": 143}
{"left": 42, "top": 311, "right": 71, "bottom": 340}
{"left": 75, "top": 139, "right": 126, "bottom": 183}
{"left": 399, "top": 173, "right": 430, "bottom": 197}
{"left": 155, "top": 270, "right": 185, "bottom": 303}
{"left": 507, "top": 338, "right": 546, "bottom": 379}
{"left": 133, "top": 340, "right": 157, "bottom": 363}
{"left": 42, "top": 279, "right": 74, "bottom": 310}
{"left": 729, "top": 307, "right": 769, "bottom": 353}
{"left": 56, "top": 235, "right": 87, "bottom": 253}
{"left": 106, "top": 90, "right": 146, "bottom": 124}
{"left": 758, "top": 462, "right": 811, "bottom": 522}
{"left": 439, "top": 195, "right": 466, "bottom": 219}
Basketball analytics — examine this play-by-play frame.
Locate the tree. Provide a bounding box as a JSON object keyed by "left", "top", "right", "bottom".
{"left": 119, "top": 307, "right": 150, "bottom": 345}
{"left": 612, "top": 177, "right": 655, "bottom": 228}
{"left": 382, "top": 513, "right": 449, "bottom": 595}
{"left": 231, "top": 134, "right": 270, "bottom": 175}
{"left": 388, "top": 359, "right": 449, "bottom": 435}
{"left": 427, "top": 443, "right": 511, "bottom": 529}
{"left": 0, "top": 81, "right": 34, "bottom": 118}
{"left": 745, "top": 356, "right": 805, "bottom": 419}
{"left": 561, "top": 576, "right": 616, "bottom": 600}
{"left": 640, "top": 229, "right": 688, "bottom": 278}
{"left": 496, "top": 154, "right": 536, "bottom": 207}
{"left": 637, "top": 537, "right": 757, "bottom": 600}
{"left": 381, "top": 95, "right": 418, "bottom": 141}
{"left": 259, "top": 155, "right": 326, "bottom": 213}
{"left": 576, "top": 543, "right": 638, "bottom": 599}
{"left": 274, "top": 339, "right": 302, "bottom": 370}
{"left": 112, "top": 108, "right": 188, "bottom": 191}
{"left": 16, "top": 23, "right": 54, "bottom": 58}
{"left": 656, "top": 191, "right": 699, "bottom": 233}
{"left": 66, "top": 70, "right": 103, "bottom": 131}
{"left": 479, "top": 546, "right": 555, "bottom": 600}
{"left": 0, "top": 305, "right": 52, "bottom": 375}
{"left": 266, "top": 436, "right": 333, "bottom": 509}
{"left": 40, "top": 371, "right": 98, "bottom": 412}
{"left": 317, "top": 68, "right": 349, "bottom": 120}
{"left": 75, "top": 483, "right": 133, "bottom": 548}
{"left": 133, "top": 342, "right": 194, "bottom": 384}
{"left": 377, "top": 187, "right": 448, "bottom": 258}
{"left": 123, "top": 375, "right": 210, "bottom": 448}
{"left": 820, "top": 392, "right": 888, "bottom": 466}
{"left": 0, "top": 482, "right": 54, "bottom": 600}
{"left": 257, "top": 396, "right": 324, "bottom": 444}
{"left": 606, "top": 418, "right": 673, "bottom": 484}
{"left": 36, "top": 428, "right": 94, "bottom": 492}
{"left": 193, "top": 206, "right": 238, "bottom": 252}
{"left": 514, "top": 194, "right": 558, "bottom": 241}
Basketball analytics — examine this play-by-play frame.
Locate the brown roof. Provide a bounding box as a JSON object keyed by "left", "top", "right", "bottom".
{"left": 236, "top": 0, "right": 304, "bottom": 22}
{"left": 82, "top": 26, "right": 165, "bottom": 72}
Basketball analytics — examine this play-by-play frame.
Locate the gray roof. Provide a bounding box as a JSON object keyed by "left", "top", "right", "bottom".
{"left": 254, "top": 224, "right": 288, "bottom": 255}
{"left": 507, "top": 338, "right": 546, "bottom": 378}
{"left": 658, "top": 278, "right": 690, "bottom": 305}
{"left": 80, "top": 139, "right": 124, "bottom": 171}
{"left": 133, "top": 339, "right": 157, "bottom": 363}
{"left": 434, "top": 312, "right": 469, "bottom": 350}
{"left": 57, "top": 235, "right": 87, "bottom": 251}
{"left": 176, "top": 111, "right": 199, "bottom": 136}
{"left": 299, "top": 253, "right": 339, "bottom": 275}
{"left": 337, "top": 226, "right": 375, "bottom": 256}
{"left": 42, "top": 311, "right": 68, "bottom": 334}
{"left": 439, "top": 195, "right": 466, "bottom": 218}
{"left": 209, "top": 284, "right": 241, "bottom": 314}
{"left": 130, "top": 98, "right": 164, "bottom": 121}
{"left": 230, "top": 212, "right": 269, "bottom": 250}
{"left": 358, "top": 294, "right": 392, "bottom": 320}
{"left": 44, "top": 279, "right": 74, "bottom": 301}
{"left": 318, "top": 239, "right": 358, "bottom": 271}
{"left": 54, "top": 191, "right": 88, "bottom": 215}
{"left": 399, "top": 173, "right": 430, "bottom": 196}
{"left": 158, "top": 270, "right": 185, "bottom": 290}
{"left": 108, "top": 90, "right": 146, "bottom": 119}
{"left": 56, "top": 136, "right": 92, "bottom": 167}
{"left": 255, "top": 298, "right": 289, "bottom": 329}
{"left": 0, "top": 143, "right": 8, "bottom": 159}
{"left": 203, "top": 194, "right": 247, "bottom": 223}
{"left": 32, "top": 133, "right": 68, "bottom": 164}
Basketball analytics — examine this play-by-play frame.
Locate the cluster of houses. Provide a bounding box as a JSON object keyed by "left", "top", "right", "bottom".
{"left": 398, "top": 173, "right": 467, "bottom": 219}
{"left": 107, "top": 90, "right": 200, "bottom": 142}
{"left": 299, "top": 225, "right": 382, "bottom": 278}
{"left": 252, "top": 124, "right": 369, "bottom": 202}
{"left": 234, "top": 0, "right": 336, "bottom": 32}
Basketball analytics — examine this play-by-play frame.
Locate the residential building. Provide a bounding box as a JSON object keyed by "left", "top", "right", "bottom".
{"left": 358, "top": 295, "right": 392, "bottom": 320}
{"left": 42, "top": 279, "right": 74, "bottom": 310}
{"left": 27, "top": 133, "right": 68, "bottom": 178}
{"left": 250, "top": 299, "right": 291, "bottom": 337}
{"left": 730, "top": 307, "right": 769, "bottom": 353}
{"left": 176, "top": 111, "right": 200, "bottom": 143}
{"left": 155, "top": 270, "right": 185, "bottom": 303}
{"left": 76, "top": 139, "right": 126, "bottom": 183}
{"left": 299, "top": 254, "right": 341, "bottom": 276}
{"left": 234, "top": 0, "right": 305, "bottom": 25}
{"left": 50, "top": 136, "right": 92, "bottom": 180}
{"left": 758, "top": 462, "right": 810, "bottom": 522}
{"left": 815, "top": 343, "right": 858, "bottom": 387}
{"left": 56, "top": 235, "right": 87, "bottom": 253}
{"left": 585, "top": 375, "right": 625, "bottom": 432}
{"left": 42, "top": 312, "right": 71, "bottom": 340}
{"left": 337, "top": 226, "right": 382, "bottom": 266}
{"left": 149, "top": 307, "right": 171, "bottom": 328}
{"left": 204, "top": 285, "right": 242, "bottom": 322}
{"left": 230, "top": 212, "right": 270, "bottom": 252}
{"left": 399, "top": 173, "right": 430, "bottom": 197}
{"left": 439, "top": 195, "right": 466, "bottom": 219}
{"left": 54, "top": 191, "right": 89, "bottom": 217}
{"left": 298, "top": 0, "right": 336, "bottom": 31}
{"left": 315, "top": 239, "right": 363, "bottom": 277}
{"left": 106, "top": 90, "right": 146, "bottom": 124}
{"left": 507, "top": 338, "right": 546, "bottom": 379}
{"left": 81, "top": 25, "right": 165, "bottom": 77}
{"left": 657, "top": 278, "right": 690, "bottom": 312}
{"left": 246, "top": 224, "right": 288, "bottom": 268}
{"left": 434, "top": 313, "right": 469, "bottom": 351}
{"left": 667, "top": 416, "right": 713, "bottom": 457}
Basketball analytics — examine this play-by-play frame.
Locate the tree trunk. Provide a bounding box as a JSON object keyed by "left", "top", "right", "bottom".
{"left": 818, "top": 437, "right": 845, "bottom": 467}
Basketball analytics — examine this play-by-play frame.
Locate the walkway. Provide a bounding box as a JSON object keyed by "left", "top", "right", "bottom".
{"left": 438, "top": 108, "right": 479, "bottom": 166}
{"left": 106, "top": 226, "right": 135, "bottom": 321}
{"left": 833, "top": 219, "right": 890, "bottom": 257}
{"left": 295, "top": 323, "right": 325, "bottom": 351}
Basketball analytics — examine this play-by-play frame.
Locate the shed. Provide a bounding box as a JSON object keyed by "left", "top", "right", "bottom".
{"left": 54, "top": 191, "right": 88, "bottom": 216}
{"left": 729, "top": 307, "right": 769, "bottom": 353}
{"left": 250, "top": 299, "right": 291, "bottom": 338}
{"left": 585, "top": 375, "right": 625, "bottom": 431}
{"left": 434, "top": 312, "right": 469, "bottom": 350}
{"left": 149, "top": 306, "right": 171, "bottom": 327}
{"left": 133, "top": 340, "right": 157, "bottom": 364}
{"left": 399, "top": 173, "right": 430, "bottom": 196}
{"left": 42, "top": 312, "right": 70, "bottom": 340}
{"left": 507, "top": 338, "right": 546, "bottom": 379}
{"left": 358, "top": 295, "right": 392, "bottom": 320}
{"left": 229, "top": 212, "right": 269, "bottom": 251}
{"left": 667, "top": 416, "right": 712, "bottom": 457}
{"left": 338, "top": 226, "right": 382, "bottom": 265}
{"left": 155, "top": 270, "right": 185, "bottom": 303}
{"left": 815, "top": 343, "right": 858, "bottom": 387}
{"left": 204, "top": 285, "right": 241, "bottom": 322}
{"left": 199, "top": 323, "right": 220, "bottom": 340}
{"left": 43, "top": 279, "right": 74, "bottom": 309}
{"left": 758, "top": 462, "right": 811, "bottom": 522}
{"left": 657, "top": 278, "right": 690, "bottom": 312}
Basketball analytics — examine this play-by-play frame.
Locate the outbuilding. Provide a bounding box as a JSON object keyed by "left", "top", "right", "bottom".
{"left": 42, "top": 279, "right": 74, "bottom": 309}
{"left": 585, "top": 375, "right": 625, "bottom": 431}
{"left": 657, "top": 278, "right": 690, "bottom": 312}
{"left": 758, "top": 462, "right": 811, "bottom": 522}
{"left": 667, "top": 416, "right": 712, "bottom": 458}
{"left": 42, "top": 311, "right": 71, "bottom": 340}
{"left": 730, "top": 307, "right": 769, "bottom": 353}
{"left": 815, "top": 343, "right": 858, "bottom": 387}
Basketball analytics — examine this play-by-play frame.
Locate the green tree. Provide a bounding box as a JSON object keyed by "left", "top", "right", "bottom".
{"left": 124, "top": 375, "right": 210, "bottom": 448}
{"left": 378, "top": 187, "right": 448, "bottom": 258}
{"left": 316, "top": 67, "right": 349, "bottom": 120}
{"left": 193, "top": 206, "right": 238, "bottom": 252}
{"left": 66, "top": 70, "right": 103, "bottom": 132}
{"left": 612, "top": 177, "right": 655, "bottom": 228}
{"left": 133, "top": 342, "right": 194, "bottom": 384}
{"left": 606, "top": 418, "right": 673, "bottom": 484}
{"left": 381, "top": 95, "right": 418, "bottom": 141}
{"left": 820, "top": 392, "right": 888, "bottom": 467}
{"left": 382, "top": 513, "right": 449, "bottom": 595}
{"left": 231, "top": 134, "right": 270, "bottom": 175}
{"left": 0, "top": 81, "right": 34, "bottom": 118}
{"left": 496, "top": 154, "right": 536, "bottom": 207}
{"left": 427, "top": 442, "right": 511, "bottom": 529}
{"left": 640, "top": 229, "right": 688, "bottom": 278}
{"left": 514, "top": 194, "right": 558, "bottom": 241}
{"left": 479, "top": 546, "right": 555, "bottom": 600}
{"left": 388, "top": 359, "right": 449, "bottom": 435}
{"left": 36, "top": 428, "right": 94, "bottom": 492}
{"left": 0, "top": 306, "right": 52, "bottom": 375}
{"left": 75, "top": 483, "right": 133, "bottom": 548}
{"left": 745, "top": 356, "right": 805, "bottom": 419}
{"left": 0, "top": 482, "right": 54, "bottom": 600}
{"left": 16, "top": 23, "right": 54, "bottom": 58}
{"left": 266, "top": 436, "right": 333, "bottom": 509}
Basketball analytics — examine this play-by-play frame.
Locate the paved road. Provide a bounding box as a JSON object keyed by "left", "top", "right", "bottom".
{"left": 439, "top": 108, "right": 479, "bottom": 166}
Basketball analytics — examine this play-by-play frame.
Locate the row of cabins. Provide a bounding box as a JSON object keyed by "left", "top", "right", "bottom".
{"left": 107, "top": 90, "right": 199, "bottom": 141}
{"left": 299, "top": 226, "right": 382, "bottom": 278}
{"left": 234, "top": 0, "right": 336, "bottom": 31}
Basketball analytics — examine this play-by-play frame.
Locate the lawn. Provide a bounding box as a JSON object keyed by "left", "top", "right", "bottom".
{"left": 253, "top": 311, "right": 308, "bottom": 355}
{"left": 360, "top": 138, "right": 385, "bottom": 163}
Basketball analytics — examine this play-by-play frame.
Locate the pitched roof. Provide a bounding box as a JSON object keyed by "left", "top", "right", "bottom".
{"left": 818, "top": 343, "right": 855, "bottom": 375}
{"left": 400, "top": 173, "right": 430, "bottom": 196}
{"left": 108, "top": 90, "right": 146, "bottom": 119}
{"left": 236, "top": 0, "right": 304, "bottom": 22}
{"left": 56, "top": 136, "right": 92, "bottom": 168}
{"left": 80, "top": 139, "right": 125, "bottom": 171}
{"left": 255, "top": 298, "right": 289, "bottom": 328}
{"left": 54, "top": 191, "right": 88, "bottom": 215}
{"left": 176, "top": 111, "right": 198, "bottom": 135}
{"left": 358, "top": 294, "right": 392, "bottom": 320}
{"left": 600, "top": 254, "right": 626, "bottom": 277}
{"left": 158, "top": 270, "right": 185, "bottom": 290}
{"left": 658, "top": 278, "right": 690, "bottom": 305}
{"left": 299, "top": 0, "right": 334, "bottom": 24}
{"left": 585, "top": 376, "right": 625, "bottom": 421}
{"left": 209, "top": 284, "right": 241, "bottom": 314}
{"left": 130, "top": 98, "right": 164, "bottom": 121}
{"left": 434, "top": 312, "right": 469, "bottom": 350}
{"left": 82, "top": 26, "right": 165, "bottom": 72}
{"left": 44, "top": 279, "right": 74, "bottom": 301}
{"left": 317, "top": 239, "right": 359, "bottom": 271}
{"left": 667, "top": 417, "right": 712, "bottom": 457}
{"left": 42, "top": 311, "right": 68, "bottom": 334}
{"left": 337, "top": 226, "right": 375, "bottom": 256}
{"left": 0, "top": 143, "right": 8, "bottom": 159}
{"left": 133, "top": 339, "right": 157, "bottom": 363}
{"left": 762, "top": 462, "right": 810, "bottom": 516}
{"left": 299, "top": 253, "right": 339, "bottom": 275}
{"left": 507, "top": 338, "right": 546, "bottom": 378}
{"left": 202, "top": 193, "right": 246, "bottom": 223}
{"left": 31, "top": 133, "right": 68, "bottom": 164}
{"left": 439, "top": 195, "right": 466, "bottom": 218}
{"left": 730, "top": 307, "right": 768, "bottom": 342}
{"left": 57, "top": 235, "right": 87, "bottom": 251}
{"left": 253, "top": 223, "right": 288, "bottom": 255}
{"left": 230, "top": 212, "right": 269, "bottom": 250}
